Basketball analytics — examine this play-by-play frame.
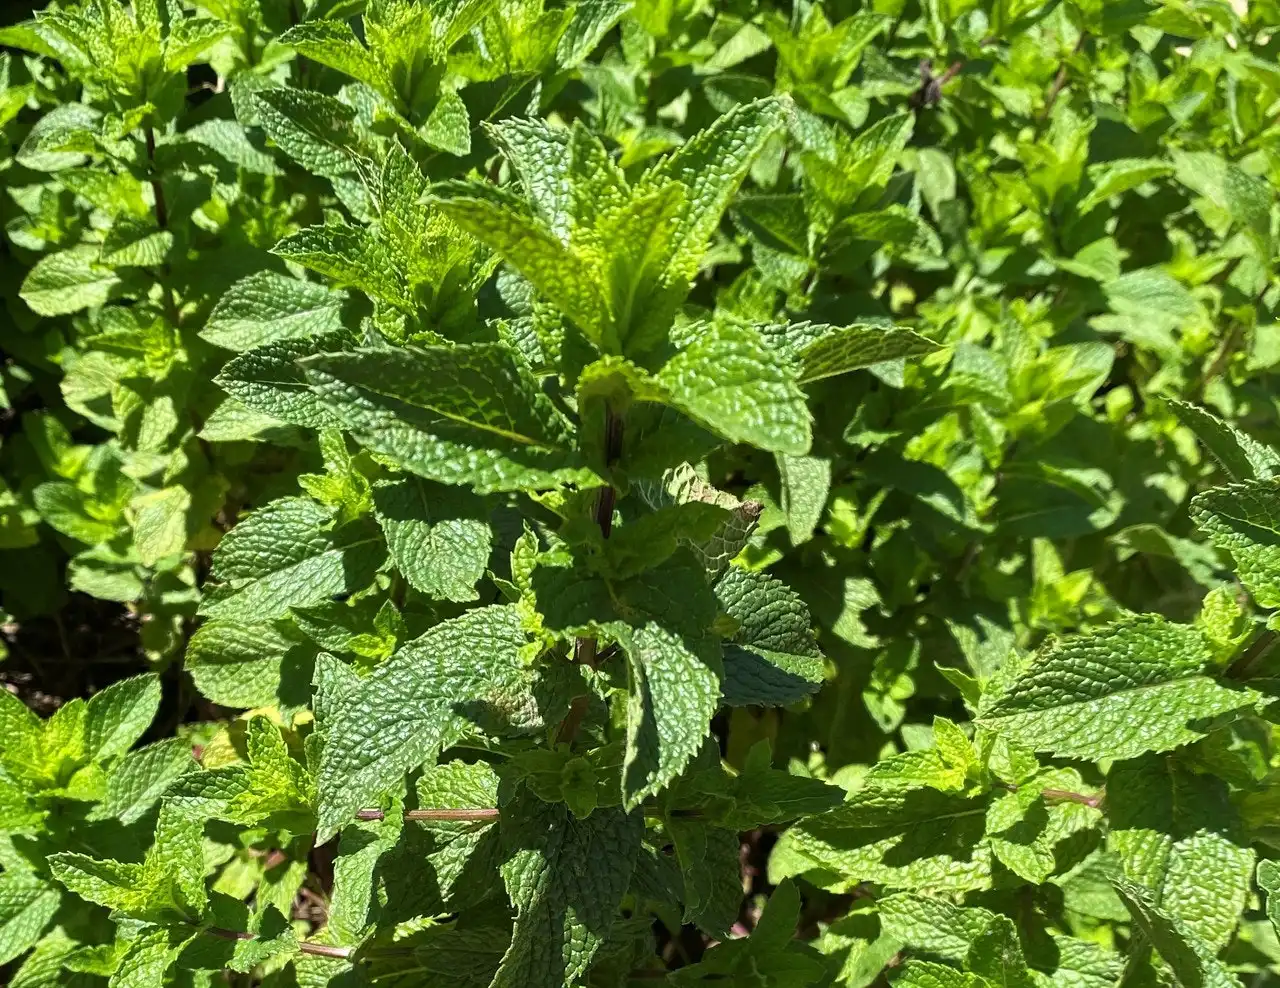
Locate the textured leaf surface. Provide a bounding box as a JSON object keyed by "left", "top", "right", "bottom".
{"left": 373, "top": 476, "right": 491, "bottom": 602}
{"left": 492, "top": 794, "right": 641, "bottom": 988}
{"left": 777, "top": 452, "right": 830, "bottom": 544}
{"left": 795, "top": 324, "right": 940, "bottom": 383}
{"left": 1113, "top": 878, "right": 1242, "bottom": 988}
{"left": 214, "top": 334, "right": 351, "bottom": 429}
{"left": 657, "top": 322, "right": 811, "bottom": 455}
{"left": 976, "top": 616, "right": 1255, "bottom": 760}
{"left": 199, "top": 498, "right": 385, "bottom": 622}
{"left": 186, "top": 620, "right": 316, "bottom": 711}
{"left": 94, "top": 738, "right": 196, "bottom": 824}
{"left": 1191, "top": 480, "right": 1280, "bottom": 608}
{"left": 1107, "top": 754, "right": 1254, "bottom": 951}
{"left": 0, "top": 874, "right": 60, "bottom": 966}
{"left": 536, "top": 553, "right": 721, "bottom": 806}
{"left": 771, "top": 785, "right": 992, "bottom": 893}
{"left": 202, "top": 272, "right": 347, "bottom": 352}
{"left": 20, "top": 246, "right": 119, "bottom": 316}
{"left": 84, "top": 673, "right": 161, "bottom": 763}
{"left": 304, "top": 345, "right": 596, "bottom": 493}
{"left": 716, "top": 567, "right": 824, "bottom": 706}
{"left": 316, "top": 605, "right": 552, "bottom": 839}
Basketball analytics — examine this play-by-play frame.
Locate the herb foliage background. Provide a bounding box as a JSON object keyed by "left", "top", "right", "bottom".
{"left": 1, "top": 0, "right": 1280, "bottom": 986}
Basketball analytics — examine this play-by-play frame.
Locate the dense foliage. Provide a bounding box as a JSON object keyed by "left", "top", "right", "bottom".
{"left": 2, "top": 0, "right": 1280, "bottom": 986}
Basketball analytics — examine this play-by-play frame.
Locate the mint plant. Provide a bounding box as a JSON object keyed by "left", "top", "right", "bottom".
{"left": 2, "top": 0, "right": 1280, "bottom": 986}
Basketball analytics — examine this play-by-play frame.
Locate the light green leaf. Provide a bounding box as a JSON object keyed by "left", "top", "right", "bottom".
{"left": 20, "top": 246, "right": 120, "bottom": 316}
{"left": 777, "top": 452, "right": 830, "bottom": 544}
{"left": 1191, "top": 480, "right": 1280, "bottom": 608}
{"left": 0, "top": 874, "right": 60, "bottom": 966}
{"left": 1169, "top": 400, "right": 1280, "bottom": 482}
{"left": 202, "top": 272, "right": 347, "bottom": 352}
{"left": 84, "top": 673, "right": 161, "bottom": 763}
{"left": 130, "top": 486, "right": 190, "bottom": 566}
{"left": 277, "top": 21, "right": 389, "bottom": 96}
{"left": 657, "top": 322, "right": 811, "bottom": 455}
{"left": 422, "top": 89, "right": 471, "bottom": 156}
{"left": 977, "top": 615, "right": 1255, "bottom": 760}
{"left": 93, "top": 738, "right": 196, "bottom": 824}
{"left": 435, "top": 192, "right": 612, "bottom": 346}
{"left": 272, "top": 223, "right": 408, "bottom": 307}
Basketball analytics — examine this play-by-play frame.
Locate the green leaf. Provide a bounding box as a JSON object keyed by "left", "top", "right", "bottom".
{"left": 93, "top": 738, "right": 195, "bottom": 824}
{"left": 33, "top": 482, "right": 119, "bottom": 544}
{"left": 976, "top": 615, "right": 1256, "bottom": 760}
{"left": 198, "top": 497, "right": 386, "bottom": 622}
{"left": 657, "top": 322, "right": 811, "bottom": 455}
{"left": 1108, "top": 754, "right": 1254, "bottom": 951}
{"left": 1078, "top": 158, "right": 1174, "bottom": 214}
{"left": 84, "top": 672, "right": 161, "bottom": 763}
{"left": 777, "top": 452, "right": 830, "bottom": 545}
{"left": 492, "top": 793, "right": 642, "bottom": 988}
{"left": 202, "top": 272, "right": 347, "bottom": 352}
{"left": 1191, "top": 480, "right": 1280, "bottom": 608}
{"left": 535, "top": 553, "right": 721, "bottom": 806}
{"left": 20, "top": 246, "right": 120, "bottom": 316}
{"left": 303, "top": 344, "right": 597, "bottom": 494}
{"left": 667, "top": 818, "right": 743, "bottom": 938}
{"left": 435, "top": 192, "right": 613, "bottom": 346}
{"left": 272, "top": 223, "right": 408, "bottom": 307}
{"left": 771, "top": 784, "right": 993, "bottom": 893}
{"left": 251, "top": 87, "right": 361, "bottom": 177}
{"left": 1172, "top": 149, "right": 1273, "bottom": 255}
{"left": 1259, "top": 861, "right": 1280, "bottom": 940}
{"left": 967, "top": 915, "right": 1036, "bottom": 988}
{"left": 422, "top": 89, "right": 471, "bottom": 156}
{"left": 878, "top": 894, "right": 998, "bottom": 962}
{"left": 716, "top": 567, "right": 824, "bottom": 706}
{"left": 316, "top": 604, "right": 552, "bottom": 840}
{"left": 1168, "top": 401, "right": 1280, "bottom": 482}
{"left": 639, "top": 97, "right": 785, "bottom": 287}
{"left": 795, "top": 324, "right": 940, "bottom": 384}
{"left": 214, "top": 334, "right": 352, "bottom": 429}
{"left": 186, "top": 620, "right": 316, "bottom": 711}
{"left": 1112, "top": 877, "right": 1242, "bottom": 988}
{"left": 0, "top": 874, "right": 60, "bottom": 966}
{"left": 130, "top": 486, "right": 190, "bottom": 566}
{"left": 277, "top": 21, "right": 388, "bottom": 96}
{"left": 373, "top": 476, "right": 492, "bottom": 602}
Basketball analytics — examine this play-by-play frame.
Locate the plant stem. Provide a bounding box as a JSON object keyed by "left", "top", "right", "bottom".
{"left": 143, "top": 123, "right": 182, "bottom": 327}
{"left": 1042, "top": 32, "right": 1089, "bottom": 119}
{"left": 354, "top": 807, "right": 499, "bottom": 822}
{"left": 1041, "top": 788, "right": 1104, "bottom": 809}
{"left": 144, "top": 125, "right": 167, "bottom": 231}
{"left": 1227, "top": 629, "right": 1279, "bottom": 681}
{"left": 557, "top": 403, "right": 623, "bottom": 745}
{"left": 205, "top": 927, "right": 353, "bottom": 960}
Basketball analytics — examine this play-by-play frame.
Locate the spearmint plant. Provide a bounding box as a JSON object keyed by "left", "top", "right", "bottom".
{"left": 3, "top": 1, "right": 1280, "bottom": 987}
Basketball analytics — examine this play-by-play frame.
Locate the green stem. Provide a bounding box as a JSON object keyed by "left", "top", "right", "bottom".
{"left": 354, "top": 807, "right": 498, "bottom": 822}
{"left": 1227, "top": 629, "right": 1279, "bottom": 681}
{"left": 556, "top": 403, "right": 623, "bottom": 745}
{"left": 205, "top": 926, "right": 353, "bottom": 960}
